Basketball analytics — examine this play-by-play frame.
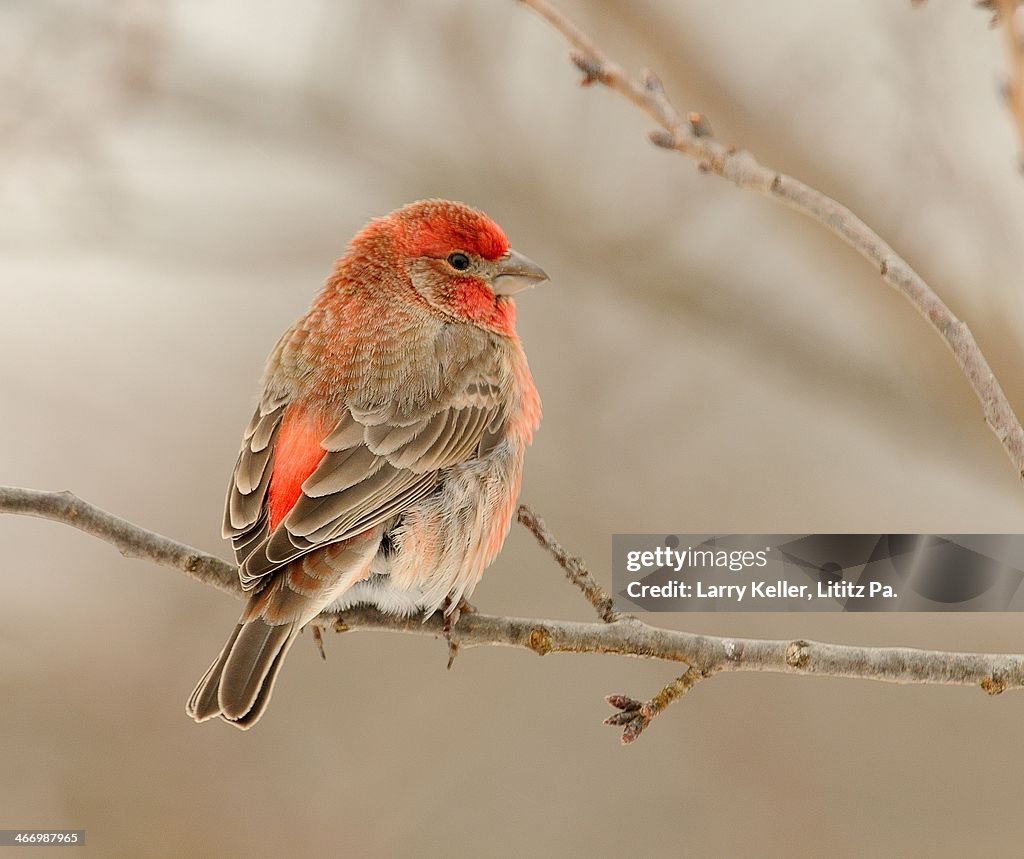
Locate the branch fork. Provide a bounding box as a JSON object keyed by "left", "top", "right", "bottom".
{"left": 4, "top": 487, "right": 1024, "bottom": 746}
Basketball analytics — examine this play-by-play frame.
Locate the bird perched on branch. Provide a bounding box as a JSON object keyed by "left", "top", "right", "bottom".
{"left": 187, "top": 199, "right": 546, "bottom": 729}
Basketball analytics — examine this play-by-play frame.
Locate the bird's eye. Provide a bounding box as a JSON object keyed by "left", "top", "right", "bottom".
{"left": 447, "top": 252, "right": 471, "bottom": 272}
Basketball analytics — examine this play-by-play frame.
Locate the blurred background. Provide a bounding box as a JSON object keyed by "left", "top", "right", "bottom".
{"left": 4, "top": 1, "right": 1024, "bottom": 856}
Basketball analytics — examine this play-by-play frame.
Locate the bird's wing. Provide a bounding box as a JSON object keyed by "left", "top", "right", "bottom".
{"left": 222, "top": 366, "right": 508, "bottom": 592}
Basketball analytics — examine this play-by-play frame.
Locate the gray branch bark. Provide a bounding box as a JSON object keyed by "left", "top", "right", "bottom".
{"left": 3, "top": 485, "right": 1021, "bottom": 698}
{"left": 519, "top": 0, "right": 1024, "bottom": 479}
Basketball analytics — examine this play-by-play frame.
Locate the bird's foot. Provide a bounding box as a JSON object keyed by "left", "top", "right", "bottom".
{"left": 441, "top": 595, "right": 468, "bottom": 670}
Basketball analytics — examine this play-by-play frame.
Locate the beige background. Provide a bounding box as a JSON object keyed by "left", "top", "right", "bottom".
{"left": 4, "top": 1, "right": 1024, "bottom": 856}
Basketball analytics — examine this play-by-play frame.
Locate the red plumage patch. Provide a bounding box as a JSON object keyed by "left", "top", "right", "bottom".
{"left": 397, "top": 200, "right": 510, "bottom": 261}
{"left": 450, "top": 278, "right": 517, "bottom": 336}
{"left": 267, "top": 407, "right": 328, "bottom": 531}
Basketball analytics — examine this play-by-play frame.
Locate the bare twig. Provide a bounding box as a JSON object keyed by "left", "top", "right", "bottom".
{"left": 605, "top": 667, "right": 706, "bottom": 745}
{"left": 996, "top": 0, "right": 1024, "bottom": 163}
{"left": 518, "top": 0, "right": 1024, "bottom": 479}
{"left": 1, "top": 486, "right": 239, "bottom": 595}
{"left": 4, "top": 484, "right": 1024, "bottom": 748}
{"left": 517, "top": 504, "right": 619, "bottom": 622}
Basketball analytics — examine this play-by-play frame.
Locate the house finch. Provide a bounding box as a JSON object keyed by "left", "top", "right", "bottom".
{"left": 186, "top": 199, "right": 545, "bottom": 729}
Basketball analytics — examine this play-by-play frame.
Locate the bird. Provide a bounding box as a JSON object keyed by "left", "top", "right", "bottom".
{"left": 186, "top": 199, "right": 546, "bottom": 729}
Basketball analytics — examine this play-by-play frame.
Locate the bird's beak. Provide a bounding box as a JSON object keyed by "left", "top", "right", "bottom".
{"left": 492, "top": 249, "right": 548, "bottom": 296}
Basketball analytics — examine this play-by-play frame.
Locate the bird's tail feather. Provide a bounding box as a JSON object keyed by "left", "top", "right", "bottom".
{"left": 186, "top": 619, "right": 299, "bottom": 730}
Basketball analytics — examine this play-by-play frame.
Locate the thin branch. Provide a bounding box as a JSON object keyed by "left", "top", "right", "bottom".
{"left": 324, "top": 605, "right": 1023, "bottom": 697}
{"left": 996, "top": 0, "right": 1024, "bottom": 163}
{"left": 517, "top": 504, "right": 620, "bottom": 622}
{"left": 605, "top": 668, "right": 706, "bottom": 745}
{"left": 1, "top": 486, "right": 239, "bottom": 596}
{"left": 4, "top": 485, "right": 1024, "bottom": 698}
{"left": 518, "top": 0, "right": 1024, "bottom": 479}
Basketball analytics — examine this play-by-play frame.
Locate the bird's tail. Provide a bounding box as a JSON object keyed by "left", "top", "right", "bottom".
{"left": 186, "top": 617, "right": 300, "bottom": 730}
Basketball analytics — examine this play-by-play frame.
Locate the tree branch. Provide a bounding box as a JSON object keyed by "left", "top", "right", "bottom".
{"left": 1, "top": 486, "right": 239, "bottom": 596}
{"left": 516, "top": 505, "right": 619, "bottom": 623}
{"left": 3, "top": 485, "right": 1023, "bottom": 744}
{"left": 519, "top": 0, "right": 1024, "bottom": 479}
{"left": 604, "top": 668, "right": 705, "bottom": 745}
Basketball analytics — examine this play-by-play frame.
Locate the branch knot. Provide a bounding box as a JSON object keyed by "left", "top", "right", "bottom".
{"left": 570, "top": 51, "right": 607, "bottom": 86}
{"left": 528, "top": 627, "right": 553, "bottom": 655}
{"left": 786, "top": 640, "right": 811, "bottom": 669}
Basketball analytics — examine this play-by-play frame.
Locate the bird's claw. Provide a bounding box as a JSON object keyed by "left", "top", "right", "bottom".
{"left": 442, "top": 595, "right": 466, "bottom": 670}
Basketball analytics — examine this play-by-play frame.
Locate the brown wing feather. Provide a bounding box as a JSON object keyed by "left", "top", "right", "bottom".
{"left": 223, "top": 403, "right": 286, "bottom": 561}
{"left": 224, "top": 353, "right": 510, "bottom": 592}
